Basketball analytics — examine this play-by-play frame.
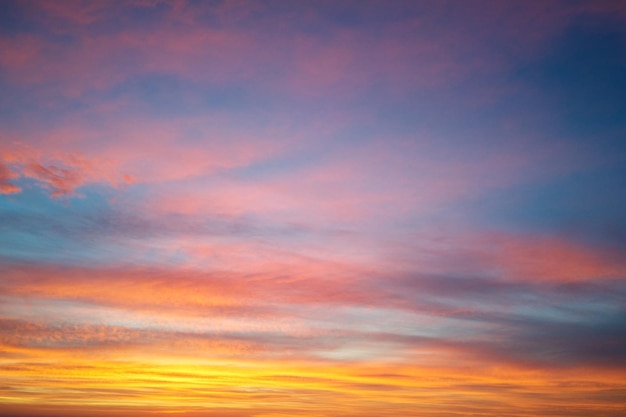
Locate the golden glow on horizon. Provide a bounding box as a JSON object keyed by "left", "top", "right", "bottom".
{"left": 2, "top": 342, "right": 626, "bottom": 416}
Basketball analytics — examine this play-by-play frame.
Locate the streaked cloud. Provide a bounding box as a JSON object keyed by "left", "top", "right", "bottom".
{"left": 1, "top": 0, "right": 625, "bottom": 416}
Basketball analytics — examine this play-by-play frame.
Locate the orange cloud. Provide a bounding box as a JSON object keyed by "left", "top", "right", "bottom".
{"left": 0, "top": 256, "right": 386, "bottom": 320}
{"left": 1, "top": 263, "right": 249, "bottom": 314}
{"left": 0, "top": 162, "right": 21, "bottom": 194}
{"left": 2, "top": 339, "right": 625, "bottom": 417}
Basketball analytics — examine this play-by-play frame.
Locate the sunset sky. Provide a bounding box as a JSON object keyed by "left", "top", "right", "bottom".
{"left": 1, "top": 1, "right": 626, "bottom": 416}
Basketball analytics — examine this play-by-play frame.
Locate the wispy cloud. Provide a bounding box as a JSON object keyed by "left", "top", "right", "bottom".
{"left": 0, "top": 161, "right": 20, "bottom": 194}
{"left": 2, "top": 0, "right": 626, "bottom": 416}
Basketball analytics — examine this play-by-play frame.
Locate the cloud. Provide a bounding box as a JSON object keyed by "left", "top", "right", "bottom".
{"left": 0, "top": 162, "right": 20, "bottom": 194}
{"left": 406, "top": 307, "right": 626, "bottom": 370}
{"left": 0, "top": 144, "right": 132, "bottom": 197}
{"left": 388, "top": 231, "right": 626, "bottom": 284}
{"left": 22, "top": 162, "right": 87, "bottom": 197}
{"left": 2, "top": 2, "right": 626, "bottom": 416}
{"left": 4, "top": 0, "right": 616, "bottom": 102}
{"left": 2, "top": 243, "right": 625, "bottom": 370}
{"left": 0, "top": 317, "right": 271, "bottom": 358}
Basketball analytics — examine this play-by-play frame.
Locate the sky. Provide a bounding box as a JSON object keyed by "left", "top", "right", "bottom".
{"left": 1, "top": 0, "right": 626, "bottom": 416}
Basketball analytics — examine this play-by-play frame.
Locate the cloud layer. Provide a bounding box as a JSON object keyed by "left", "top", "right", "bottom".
{"left": 1, "top": 1, "right": 626, "bottom": 416}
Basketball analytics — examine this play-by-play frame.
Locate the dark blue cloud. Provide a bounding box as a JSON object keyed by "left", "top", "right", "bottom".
{"left": 486, "top": 308, "right": 626, "bottom": 368}
{"left": 0, "top": 0, "right": 36, "bottom": 35}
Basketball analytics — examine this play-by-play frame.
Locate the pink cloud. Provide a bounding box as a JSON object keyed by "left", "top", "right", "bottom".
{"left": 1, "top": 144, "right": 131, "bottom": 197}
{"left": 105, "top": 123, "right": 594, "bottom": 243}
{"left": 4, "top": 0, "right": 615, "bottom": 102}
{"left": 0, "top": 15, "right": 268, "bottom": 99}
{"left": 23, "top": 162, "right": 88, "bottom": 197}
{"left": 479, "top": 233, "right": 626, "bottom": 282}
{"left": 392, "top": 231, "right": 626, "bottom": 284}
{"left": 0, "top": 162, "right": 21, "bottom": 194}
{"left": 0, "top": 105, "right": 299, "bottom": 198}
{"left": 26, "top": 261, "right": 368, "bottom": 307}
{"left": 0, "top": 34, "right": 41, "bottom": 72}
